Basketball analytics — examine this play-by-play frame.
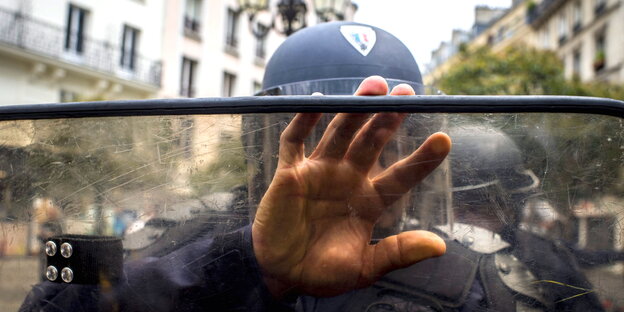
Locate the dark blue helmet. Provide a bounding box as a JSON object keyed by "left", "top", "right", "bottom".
{"left": 258, "top": 21, "right": 424, "bottom": 95}
{"left": 252, "top": 22, "right": 435, "bottom": 234}
{"left": 449, "top": 125, "right": 539, "bottom": 195}
{"left": 448, "top": 125, "right": 540, "bottom": 229}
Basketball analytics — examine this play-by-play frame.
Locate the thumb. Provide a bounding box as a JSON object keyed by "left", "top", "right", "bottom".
{"left": 366, "top": 230, "right": 446, "bottom": 282}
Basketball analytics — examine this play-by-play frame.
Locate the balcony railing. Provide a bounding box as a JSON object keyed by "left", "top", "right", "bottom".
{"left": 0, "top": 7, "right": 161, "bottom": 87}
{"left": 184, "top": 16, "right": 201, "bottom": 34}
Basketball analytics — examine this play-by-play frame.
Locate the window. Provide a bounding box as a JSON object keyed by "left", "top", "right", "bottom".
{"left": 225, "top": 8, "right": 239, "bottom": 49}
{"left": 255, "top": 24, "right": 268, "bottom": 59}
{"left": 121, "top": 25, "right": 139, "bottom": 70}
{"left": 65, "top": 4, "right": 88, "bottom": 54}
{"left": 60, "top": 90, "right": 78, "bottom": 103}
{"left": 253, "top": 81, "right": 262, "bottom": 95}
{"left": 184, "top": 0, "right": 202, "bottom": 36}
{"left": 595, "top": 0, "right": 607, "bottom": 16}
{"left": 541, "top": 28, "right": 551, "bottom": 49}
{"left": 594, "top": 32, "right": 606, "bottom": 72}
{"left": 572, "top": 49, "right": 581, "bottom": 78}
{"left": 180, "top": 57, "right": 197, "bottom": 97}
{"left": 573, "top": 2, "right": 582, "bottom": 33}
{"left": 496, "top": 26, "right": 506, "bottom": 43}
{"left": 558, "top": 13, "right": 568, "bottom": 45}
{"left": 222, "top": 72, "right": 236, "bottom": 97}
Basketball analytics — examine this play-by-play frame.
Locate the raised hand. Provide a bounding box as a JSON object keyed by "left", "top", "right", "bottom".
{"left": 252, "top": 76, "right": 452, "bottom": 297}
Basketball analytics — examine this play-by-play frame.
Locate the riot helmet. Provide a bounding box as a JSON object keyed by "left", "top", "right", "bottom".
{"left": 246, "top": 22, "right": 444, "bottom": 229}
{"left": 257, "top": 21, "right": 425, "bottom": 95}
{"left": 445, "top": 124, "right": 540, "bottom": 234}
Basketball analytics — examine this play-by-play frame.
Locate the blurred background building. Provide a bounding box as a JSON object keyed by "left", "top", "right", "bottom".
{"left": 425, "top": 0, "right": 624, "bottom": 85}
{"left": 0, "top": 0, "right": 356, "bottom": 105}
{"left": 426, "top": 5, "right": 506, "bottom": 74}
{"left": 0, "top": 0, "right": 164, "bottom": 104}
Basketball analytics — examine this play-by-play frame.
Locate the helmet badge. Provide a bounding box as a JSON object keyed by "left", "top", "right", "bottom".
{"left": 340, "top": 25, "right": 377, "bottom": 56}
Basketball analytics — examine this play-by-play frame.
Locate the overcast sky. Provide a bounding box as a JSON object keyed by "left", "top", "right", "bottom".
{"left": 352, "top": 0, "right": 512, "bottom": 70}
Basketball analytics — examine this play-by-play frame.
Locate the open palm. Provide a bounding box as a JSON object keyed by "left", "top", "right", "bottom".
{"left": 252, "top": 76, "right": 451, "bottom": 297}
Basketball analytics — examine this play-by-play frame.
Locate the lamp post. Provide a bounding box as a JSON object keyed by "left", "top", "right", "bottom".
{"left": 313, "top": 0, "right": 349, "bottom": 22}
{"left": 237, "top": 0, "right": 350, "bottom": 38}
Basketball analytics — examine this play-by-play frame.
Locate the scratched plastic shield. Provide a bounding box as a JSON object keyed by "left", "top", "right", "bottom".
{"left": 0, "top": 97, "right": 622, "bottom": 311}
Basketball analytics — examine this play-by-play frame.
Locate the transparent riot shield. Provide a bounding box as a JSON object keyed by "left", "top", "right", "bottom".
{"left": 0, "top": 96, "right": 623, "bottom": 311}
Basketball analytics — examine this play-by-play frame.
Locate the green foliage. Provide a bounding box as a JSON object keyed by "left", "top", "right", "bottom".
{"left": 437, "top": 46, "right": 624, "bottom": 100}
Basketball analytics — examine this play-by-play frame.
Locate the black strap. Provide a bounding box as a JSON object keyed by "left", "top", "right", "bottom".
{"left": 45, "top": 234, "right": 122, "bottom": 285}
{"left": 479, "top": 254, "right": 517, "bottom": 312}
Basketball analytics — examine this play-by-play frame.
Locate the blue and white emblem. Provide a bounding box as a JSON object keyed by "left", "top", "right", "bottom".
{"left": 340, "top": 25, "right": 377, "bottom": 56}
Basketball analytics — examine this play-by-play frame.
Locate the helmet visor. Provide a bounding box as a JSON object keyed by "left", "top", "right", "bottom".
{"left": 256, "top": 78, "right": 439, "bottom": 96}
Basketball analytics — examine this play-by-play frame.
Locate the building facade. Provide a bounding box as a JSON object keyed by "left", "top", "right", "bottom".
{"left": 156, "top": 0, "right": 356, "bottom": 194}
{"left": 160, "top": 0, "right": 282, "bottom": 100}
{"left": 0, "top": 0, "right": 164, "bottom": 105}
{"left": 0, "top": 0, "right": 356, "bottom": 104}
{"left": 426, "top": 0, "right": 624, "bottom": 85}
{"left": 529, "top": 0, "right": 624, "bottom": 82}
{"left": 425, "top": 5, "right": 509, "bottom": 83}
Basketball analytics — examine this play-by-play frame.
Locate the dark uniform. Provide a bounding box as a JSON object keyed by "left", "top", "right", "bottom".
{"left": 21, "top": 222, "right": 604, "bottom": 311}
{"left": 298, "top": 224, "right": 604, "bottom": 311}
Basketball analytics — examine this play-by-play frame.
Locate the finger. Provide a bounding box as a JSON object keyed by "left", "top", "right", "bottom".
{"left": 310, "top": 76, "right": 388, "bottom": 160}
{"left": 344, "top": 112, "right": 405, "bottom": 173}
{"left": 309, "top": 113, "right": 370, "bottom": 160}
{"left": 389, "top": 83, "right": 416, "bottom": 96}
{"left": 365, "top": 230, "right": 446, "bottom": 282}
{"left": 340, "top": 84, "right": 414, "bottom": 167}
{"left": 373, "top": 132, "right": 451, "bottom": 206}
{"left": 354, "top": 75, "right": 389, "bottom": 96}
{"left": 278, "top": 113, "right": 322, "bottom": 166}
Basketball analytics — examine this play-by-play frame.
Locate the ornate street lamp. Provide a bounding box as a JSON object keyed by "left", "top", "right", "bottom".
{"left": 313, "top": 0, "right": 349, "bottom": 22}
{"left": 237, "top": 0, "right": 349, "bottom": 38}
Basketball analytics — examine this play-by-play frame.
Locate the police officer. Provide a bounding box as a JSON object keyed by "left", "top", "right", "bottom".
{"left": 250, "top": 21, "right": 603, "bottom": 311}
{"left": 297, "top": 125, "right": 604, "bottom": 311}
{"left": 20, "top": 22, "right": 452, "bottom": 311}
{"left": 238, "top": 21, "right": 453, "bottom": 301}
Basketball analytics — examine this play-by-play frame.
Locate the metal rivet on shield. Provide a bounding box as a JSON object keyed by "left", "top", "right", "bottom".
{"left": 61, "top": 267, "right": 74, "bottom": 283}
{"left": 498, "top": 262, "right": 511, "bottom": 275}
{"left": 46, "top": 266, "right": 58, "bottom": 281}
{"left": 60, "top": 243, "right": 73, "bottom": 258}
{"left": 462, "top": 236, "right": 475, "bottom": 246}
{"left": 45, "top": 241, "right": 57, "bottom": 256}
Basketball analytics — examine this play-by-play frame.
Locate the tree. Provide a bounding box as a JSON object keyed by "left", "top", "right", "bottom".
{"left": 436, "top": 46, "right": 624, "bottom": 100}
